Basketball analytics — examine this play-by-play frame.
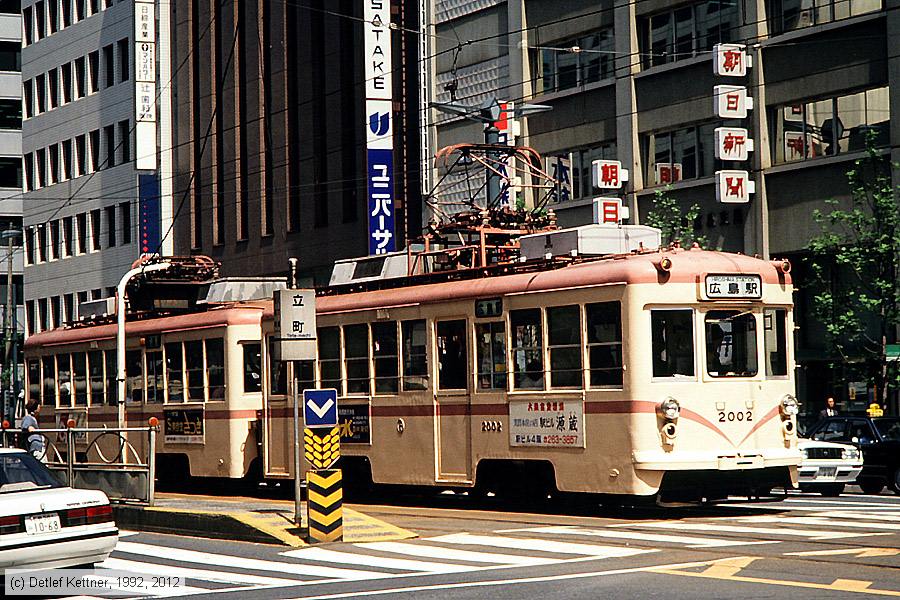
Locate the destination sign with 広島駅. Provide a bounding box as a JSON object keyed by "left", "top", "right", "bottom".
{"left": 705, "top": 274, "right": 762, "bottom": 299}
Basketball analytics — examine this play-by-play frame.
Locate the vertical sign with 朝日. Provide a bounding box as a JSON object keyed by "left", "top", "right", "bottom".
{"left": 712, "top": 44, "right": 755, "bottom": 204}
{"left": 303, "top": 388, "right": 343, "bottom": 543}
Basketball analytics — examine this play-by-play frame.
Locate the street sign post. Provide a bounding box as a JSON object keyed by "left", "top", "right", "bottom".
{"left": 274, "top": 289, "right": 317, "bottom": 360}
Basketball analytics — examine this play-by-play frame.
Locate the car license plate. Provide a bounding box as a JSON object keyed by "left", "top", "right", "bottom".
{"left": 818, "top": 467, "right": 837, "bottom": 478}
{"left": 25, "top": 514, "right": 61, "bottom": 535}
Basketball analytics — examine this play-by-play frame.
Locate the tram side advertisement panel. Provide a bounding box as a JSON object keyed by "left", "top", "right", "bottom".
{"left": 164, "top": 409, "right": 205, "bottom": 444}
{"left": 509, "top": 400, "right": 584, "bottom": 448}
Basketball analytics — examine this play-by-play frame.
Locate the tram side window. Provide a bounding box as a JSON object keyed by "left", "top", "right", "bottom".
{"left": 42, "top": 356, "right": 56, "bottom": 406}
{"left": 146, "top": 350, "right": 164, "bottom": 403}
{"left": 72, "top": 353, "right": 87, "bottom": 406}
{"left": 764, "top": 308, "right": 788, "bottom": 377}
{"left": 87, "top": 351, "right": 104, "bottom": 405}
{"left": 318, "top": 327, "right": 342, "bottom": 392}
{"left": 476, "top": 322, "right": 506, "bottom": 390}
{"left": 57, "top": 354, "right": 72, "bottom": 407}
{"left": 401, "top": 319, "right": 427, "bottom": 391}
{"left": 267, "top": 339, "right": 287, "bottom": 396}
{"left": 651, "top": 310, "right": 695, "bottom": 378}
{"left": 705, "top": 310, "right": 758, "bottom": 377}
{"left": 344, "top": 324, "right": 370, "bottom": 395}
{"left": 511, "top": 309, "right": 544, "bottom": 390}
{"left": 586, "top": 302, "right": 623, "bottom": 387}
{"left": 165, "top": 342, "right": 184, "bottom": 402}
{"left": 372, "top": 322, "right": 399, "bottom": 394}
{"left": 206, "top": 338, "right": 225, "bottom": 400}
{"left": 125, "top": 350, "right": 143, "bottom": 403}
{"left": 184, "top": 340, "right": 204, "bottom": 402}
{"left": 105, "top": 350, "right": 117, "bottom": 405}
{"left": 28, "top": 359, "right": 41, "bottom": 406}
{"left": 243, "top": 343, "right": 262, "bottom": 393}
{"left": 548, "top": 305, "right": 582, "bottom": 389}
{"left": 436, "top": 320, "right": 467, "bottom": 391}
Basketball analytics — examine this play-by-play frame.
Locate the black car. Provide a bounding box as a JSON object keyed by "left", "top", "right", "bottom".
{"left": 806, "top": 416, "right": 900, "bottom": 494}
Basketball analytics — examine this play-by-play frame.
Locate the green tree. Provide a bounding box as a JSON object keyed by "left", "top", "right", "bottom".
{"left": 643, "top": 188, "right": 710, "bottom": 248}
{"left": 807, "top": 133, "right": 900, "bottom": 407}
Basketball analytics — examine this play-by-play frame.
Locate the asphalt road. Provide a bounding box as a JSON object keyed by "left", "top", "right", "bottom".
{"left": 41, "top": 491, "right": 900, "bottom": 599}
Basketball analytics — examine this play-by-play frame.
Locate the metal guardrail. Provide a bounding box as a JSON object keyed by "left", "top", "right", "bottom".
{"left": 1, "top": 424, "right": 157, "bottom": 505}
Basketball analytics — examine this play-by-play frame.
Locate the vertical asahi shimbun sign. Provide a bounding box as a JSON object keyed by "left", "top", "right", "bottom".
{"left": 134, "top": 1, "right": 157, "bottom": 171}
{"left": 364, "top": 0, "right": 395, "bottom": 255}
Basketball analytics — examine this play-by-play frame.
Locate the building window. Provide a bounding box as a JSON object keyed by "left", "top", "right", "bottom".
{"left": 23, "top": 153, "right": 32, "bottom": 191}
{"left": 37, "top": 223, "right": 47, "bottom": 262}
{"left": 62, "top": 216, "right": 73, "bottom": 257}
{"left": 0, "top": 157, "right": 21, "bottom": 188}
{"left": 534, "top": 29, "right": 614, "bottom": 95}
{"left": 90, "top": 209, "right": 100, "bottom": 250}
{"left": 641, "top": 0, "right": 741, "bottom": 69}
{"left": 47, "top": 0, "right": 57, "bottom": 34}
{"left": 26, "top": 300, "right": 35, "bottom": 337}
{"left": 75, "top": 134, "right": 86, "bottom": 176}
{"left": 89, "top": 129, "right": 99, "bottom": 172}
{"left": 62, "top": 0, "right": 71, "bottom": 27}
{"left": 74, "top": 56, "right": 86, "bottom": 98}
{"left": 23, "top": 6, "right": 32, "bottom": 46}
{"left": 34, "top": 1, "right": 45, "bottom": 41}
{"left": 0, "top": 0, "right": 20, "bottom": 13}
{"left": 35, "top": 74, "right": 45, "bottom": 114}
{"left": 773, "top": 86, "right": 889, "bottom": 164}
{"left": 768, "top": 0, "right": 882, "bottom": 34}
{"left": 645, "top": 123, "right": 723, "bottom": 186}
{"left": 35, "top": 148, "right": 45, "bottom": 188}
{"left": 38, "top": 298, "right": 48, "bottom": 332}
{"left": 119, "top": 120, "right": 130, "bottom": 163}
{"left": 49, "top": 220, "right": 59, "bottom": 260}
{"left": 119, "top": 201, "right": 131, "bottom": 244}
{"left": 104, "top": 124, "right": 115, "bottom": 168}
{"left": 547, "top": 143, "right": 618, "bottom": 202}
{"left": 75, "top": 0, "right": 85, "bottom": 22}
{"left": 25, "top": 227, "right": 34, "bottom": 265}
{"left": 0, "top": 99, "right": 21, "bottom": 130}
{"left": 88, "top": 0, "right": 98, "bottom": 16}
{"left": 62, "top": 139, "right": 73, "bottom": 180}
{"left": 117, "top": 38, "right": 129, "bottom": 82}
{"left": 0, "top": 41, "right": 20, "bottom": 71}
{"left": 48, "top": 68, "right": 58, "bottom": 109}
{"left": 76, "top": 213, "right": 87, "bottom": 254}
{"left": 88, "top": 50, "right": 99, "bottom": 94}
{"left": 105, "top": 205, "right": 116, "bottom": 246}
{"left": 23, "top": 79, "right": 33, "bottom": 119}
{"left": 103, "top": 44, "right": 114, "bottom": 88}
{"left": 62, "top": 62, "right": 72, "bottom": 104}
{"left": 48, "top": 144, "right": 58, "bottom": 184}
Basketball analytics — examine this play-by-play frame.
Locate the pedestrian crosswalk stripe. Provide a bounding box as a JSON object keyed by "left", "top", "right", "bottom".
{"left": 358, "top": 541, "right": 556, "bottom": 565}
{"left": 281, "top": 547, "right": 475, "bottom": 573}
{"left": 428, "top": 534, "right": 653, "bottom": 558}
{"left": 114, "top": 541, "right": 387, "bottom": 581}
{"left": 618, "top": 521, "right": 888, "bottom": 540}
{"left": 741, "top": 515, "right": 900, "bottom": 531}
{"left": 497, "top": 525, "right": 777, "bottom": 548}
{"left": 101, "top": 557, "right": 302, "bottom": 587}
{"left": 815, "top": 511, "right": 900, "bottom": 522}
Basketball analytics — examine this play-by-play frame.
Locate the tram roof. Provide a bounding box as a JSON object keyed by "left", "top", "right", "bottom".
{"left": 314, "top": 248, "right": 790, "bottom": 315}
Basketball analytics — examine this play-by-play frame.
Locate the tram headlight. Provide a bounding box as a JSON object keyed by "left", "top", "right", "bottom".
{"left": 658, "top": 397, "right": 680, "bottom": 421}
{"left": 780, "top": 394, "right": 799, "bottom": 417}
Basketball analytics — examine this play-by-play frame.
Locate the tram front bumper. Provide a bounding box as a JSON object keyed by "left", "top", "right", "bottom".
{"left": 632, "top": 448, "right": 801, "bottom": 471}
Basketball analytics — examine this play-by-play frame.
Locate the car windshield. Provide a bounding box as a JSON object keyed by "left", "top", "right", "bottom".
{"left": 0, "top": 453, "right": 63, "bottom": 493}
{"left": 873, "top": 418, "right": 900, "bottom": 441}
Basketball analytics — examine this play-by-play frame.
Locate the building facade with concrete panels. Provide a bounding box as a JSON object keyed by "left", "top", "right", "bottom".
{"left": 424, "top": 0, "right": 898, "bottom": 413}
{"left": 20, "top": 0, "right": 176, "bottom": 335}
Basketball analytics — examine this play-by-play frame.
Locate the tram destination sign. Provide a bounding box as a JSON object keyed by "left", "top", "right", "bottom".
{"left": 274, "top": 288, "right": 317, "bottom": 360}
{"left": 704, "top": 274, "right": 762, "bottom": 300}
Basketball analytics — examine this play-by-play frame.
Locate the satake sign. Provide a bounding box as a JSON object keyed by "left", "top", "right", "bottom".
{"left": 274, "top": 288, "right": 317, "bottom": 360}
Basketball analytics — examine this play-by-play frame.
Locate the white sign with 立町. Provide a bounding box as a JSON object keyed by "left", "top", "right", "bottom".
{"left": 509, "top": 400, "right": 584, "bottom": 448}
{"left": 275, "top": 289, "right": 317, "bottom": 360}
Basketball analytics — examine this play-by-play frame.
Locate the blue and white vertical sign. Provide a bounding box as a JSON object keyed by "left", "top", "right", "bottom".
{"left": 134, "top": 0, "right": 157, "bottom": 171}
{"left": 138, "top": 173, "right": 161, "bottom": 255}
{"left": 364, "top": 0, "right": 395, "bottom": 255}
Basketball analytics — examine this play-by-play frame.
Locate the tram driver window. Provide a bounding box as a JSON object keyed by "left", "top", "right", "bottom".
{"left": 651, "top": 310, "right": 694, "bottom": 378}
{"left": 206, "top": 338, "right": 226, "bottom": 400}
{"left": 511, "top": 309, "right": 544, "bottom": 390}
{"left": 243, "top": 343, "right": 262, "bottom": 393}
{"left": 401, "top": 319, "right": 427, "bottom": 391}
{"left": 705, "top": 310, "right": 758, "bottom": 377}
{"left": 587, "top": 301, "right": 623, "bottom": 387}
{"left": 476, "top": 322, "right": 506, "bottom": 390}
{"left": 764, "top": 308, "right": 788, "bottom": 377}
{"left": 436, "top": 320, "right": 467, "bottom": 390}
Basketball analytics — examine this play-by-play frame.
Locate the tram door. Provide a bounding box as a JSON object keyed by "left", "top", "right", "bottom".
{"left": 435, "top": 319, "right": 472, "bottom": 482}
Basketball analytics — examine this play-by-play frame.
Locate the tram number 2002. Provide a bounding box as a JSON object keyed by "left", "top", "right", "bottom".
{"left": 718, "top": 411, "right": 753, "bottom": 422}
{"left": 481, "top": 420, "right": 503, "bottom": 432}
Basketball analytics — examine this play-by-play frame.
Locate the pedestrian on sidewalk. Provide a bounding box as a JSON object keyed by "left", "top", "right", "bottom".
{"left": 819, "top": 396, "right": 839, "bottom": 419}
{"left": 21, "top": 400, "right": 45, "bottom": 462}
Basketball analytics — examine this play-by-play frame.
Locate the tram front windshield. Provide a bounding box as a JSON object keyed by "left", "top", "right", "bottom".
{"left": 705, "top": 310, "right": 758, "bottom": 377}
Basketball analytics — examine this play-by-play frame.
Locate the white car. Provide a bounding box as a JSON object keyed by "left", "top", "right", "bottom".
{"left": 797, "top": 438, "right": 863, "bottom": 496}
{"left": 0, "top": 449, "right": 118, "bottom": 570}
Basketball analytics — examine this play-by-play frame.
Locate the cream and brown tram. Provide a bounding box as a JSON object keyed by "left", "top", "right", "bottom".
{"left": 24, "top": 237, "right": 801, "bottom": 502}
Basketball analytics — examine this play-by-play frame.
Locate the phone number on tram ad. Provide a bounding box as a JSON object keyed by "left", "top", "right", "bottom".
{"left": 508, "top": 400, "right": 584, "bottom": 448}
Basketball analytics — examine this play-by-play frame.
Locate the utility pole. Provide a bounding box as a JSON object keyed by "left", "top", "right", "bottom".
{"left": 1, "top": 234, "right": 11, "bottom": 420}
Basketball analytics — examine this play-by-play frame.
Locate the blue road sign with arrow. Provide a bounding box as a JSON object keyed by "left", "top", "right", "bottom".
{"left": 303, "top": 389, "right": 338, "bottom": 428}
